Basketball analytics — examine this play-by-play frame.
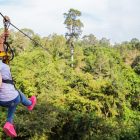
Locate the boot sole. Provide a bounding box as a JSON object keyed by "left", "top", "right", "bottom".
{"left": 3, "top": 127, "right": 17, "bottom": 137}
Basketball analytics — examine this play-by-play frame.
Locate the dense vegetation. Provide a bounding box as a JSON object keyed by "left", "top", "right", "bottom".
{"left": 0, "top": 28, "right": 140, "bottom": 140}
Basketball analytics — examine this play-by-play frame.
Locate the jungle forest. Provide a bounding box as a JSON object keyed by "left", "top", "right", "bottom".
{"left": 0, "top": 9, "right": 140, "bottom": 140}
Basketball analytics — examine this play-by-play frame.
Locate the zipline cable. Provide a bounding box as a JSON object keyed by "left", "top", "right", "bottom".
{"left": 0, "top": 12, "right": 50, "bottom": 53}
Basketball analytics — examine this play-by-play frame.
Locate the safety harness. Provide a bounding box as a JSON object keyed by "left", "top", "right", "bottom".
{"left": 2, "top": 78, "right": 23, "bottom": 102}
{"left": 2, "top": 79, "right": 14, "bottom": 85}
{"left": 0, "top": 15, "right": 14, "bottom": 64}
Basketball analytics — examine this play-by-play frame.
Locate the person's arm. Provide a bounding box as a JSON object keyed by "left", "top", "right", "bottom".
{"left": 0, "top": 73, "right": 2, "bottom": 87}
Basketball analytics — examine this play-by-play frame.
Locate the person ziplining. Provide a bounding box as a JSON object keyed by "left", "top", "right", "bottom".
{"left": 0, "top": 14, "right": 37, "bottom": 137}
{"left": 0, "top": 59, "right": 36, "bottom": 137}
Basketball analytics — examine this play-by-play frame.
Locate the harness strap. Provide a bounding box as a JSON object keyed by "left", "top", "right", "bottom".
{"left": 18, "top": 90, "right": 23, "bottom": 103}
{"left": 2, "top": 79, "right": 22, "bottom": 102}
{"left": 2, "top": 79, "right": 14, "bottom": 85}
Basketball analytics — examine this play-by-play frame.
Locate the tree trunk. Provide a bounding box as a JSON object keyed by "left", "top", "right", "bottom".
{"left": 70, "top": 42, "right": 74, "bottom": 68}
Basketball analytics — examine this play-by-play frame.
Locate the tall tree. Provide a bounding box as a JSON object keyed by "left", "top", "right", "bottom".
{"left": 64, "top": 8, "right": 83, "bottom": 67}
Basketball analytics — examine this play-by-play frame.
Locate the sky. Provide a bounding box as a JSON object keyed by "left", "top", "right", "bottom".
{"left": 0, "top": 0, "right": 140, "bottom": 44}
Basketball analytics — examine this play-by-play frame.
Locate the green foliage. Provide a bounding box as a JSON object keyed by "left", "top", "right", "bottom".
{"left": 0, "top": 29, "right": 140, "bottom": 140}
{"left": 82, "top": 34, "right": 98, "bottom": 46}
{"left": 131, "top": 55, "right": 140, "bottom": 74}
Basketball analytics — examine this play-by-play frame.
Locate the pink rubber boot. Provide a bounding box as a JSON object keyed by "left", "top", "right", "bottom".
{"left": 27, "top": 96, "right": 37, "bottom": 111}
{"left": 3, "top": 122, "right": 17, "bottom": 137}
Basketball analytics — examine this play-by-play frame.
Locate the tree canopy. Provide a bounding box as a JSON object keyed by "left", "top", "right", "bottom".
{"left": 0, "top": 9, "right": 140, "bottom": 140}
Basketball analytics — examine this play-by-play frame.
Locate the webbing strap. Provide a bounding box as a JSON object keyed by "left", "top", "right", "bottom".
{"left": 2, "top": 79, "right": 14, "bottom": 85}
{"left": 2, "top": 79, "right": 22, "bottom": 102}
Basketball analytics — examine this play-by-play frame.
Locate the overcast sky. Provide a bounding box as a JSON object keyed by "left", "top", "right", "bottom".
{"left": 0, "top": 0, "right": 140, "bottom": 43}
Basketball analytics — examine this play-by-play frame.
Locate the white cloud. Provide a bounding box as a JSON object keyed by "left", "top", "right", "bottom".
{"left": 0, "top": 0, "right": 140, "bottom": 43}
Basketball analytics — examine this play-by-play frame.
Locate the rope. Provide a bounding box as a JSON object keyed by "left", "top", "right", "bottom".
{"left": 0, "top": 12, "right": 50, "bottom": 53}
